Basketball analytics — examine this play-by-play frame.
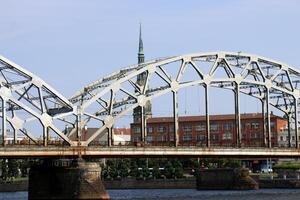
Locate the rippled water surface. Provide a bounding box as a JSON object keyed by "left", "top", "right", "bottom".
{"left": 2, "top": 189, "right": 300, "bottom": 200}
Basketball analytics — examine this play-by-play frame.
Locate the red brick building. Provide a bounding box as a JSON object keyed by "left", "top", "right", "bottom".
{"left": 131, "top": 113, "right": 287, "bottom": 147}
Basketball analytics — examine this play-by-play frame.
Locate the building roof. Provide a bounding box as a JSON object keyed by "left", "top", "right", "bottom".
{"left": 132, "top": 113, "right": 284, "bottom": 124}
{"left": 114, "top": 128, "right": 131, "bottom": 135}
{"left": 68, "top": 127, "right": 131, "bottom": 141}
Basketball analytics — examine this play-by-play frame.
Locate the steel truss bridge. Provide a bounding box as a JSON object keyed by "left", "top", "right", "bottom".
{"left": 0, "top": 51, "right": 300, "bottom": 157}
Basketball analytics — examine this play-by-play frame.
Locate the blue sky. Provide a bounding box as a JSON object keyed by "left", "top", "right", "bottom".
{"left": 0, "top": 0, "right": 299, "bottom": 117}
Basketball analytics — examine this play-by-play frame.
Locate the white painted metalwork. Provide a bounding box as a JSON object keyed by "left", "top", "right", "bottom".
{"left": 69, "top": 51, "right": 300, "bottom": 148}
{"left": 1, "top": 52, "right": 300, "bottom": 148}
{"left": 0, "top": 55, "right": 76, "bottom": 146}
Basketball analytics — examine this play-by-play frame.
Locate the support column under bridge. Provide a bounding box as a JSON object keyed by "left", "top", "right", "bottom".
{"left": 28, "top": 158, "right": 109, "bottom": 200}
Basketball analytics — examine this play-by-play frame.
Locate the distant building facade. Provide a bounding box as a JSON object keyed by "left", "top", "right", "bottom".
{"left": 67, "top": 127, "right": 131, "bottom": 145}
{"left": 278, "top": 127, "right": 300, "bottom": 148}
{"left": 130, "top": 113, "right": 287, "bottom": 147}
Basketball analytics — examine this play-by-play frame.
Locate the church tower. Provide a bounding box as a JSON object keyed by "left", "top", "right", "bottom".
{"left": 133, "top": 24, "right": 152, "bottom": 123}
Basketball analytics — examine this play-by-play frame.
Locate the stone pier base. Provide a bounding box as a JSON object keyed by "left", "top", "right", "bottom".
{"left": 28, "top": 158, "right": 109, "bottom": 200}
{"left": 197, "top": 168, "right": 258, "bottom": 190}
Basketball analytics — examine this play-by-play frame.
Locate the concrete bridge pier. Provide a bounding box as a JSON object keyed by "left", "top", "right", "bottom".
{"left": 196, "top": 168, "right": 258, "bottom": 190}
{"left": 28, "top": 158, "right": 109, "bottom": 200}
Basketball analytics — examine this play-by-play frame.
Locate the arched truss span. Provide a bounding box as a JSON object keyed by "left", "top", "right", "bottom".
{"left": 0, "top": 55, "right": 75, "bottom": 146}
{"left": 71, "top": 52, "right": 300, "bottom": 147}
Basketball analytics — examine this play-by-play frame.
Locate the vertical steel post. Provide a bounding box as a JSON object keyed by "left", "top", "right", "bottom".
{"left": 261, "top": 99, "right": 267, "bottom": 147}
{"left": 234, "top": 83, "right": 241, "bottom": 147}
{"left": 173, "top": 91, "right": 179, "bottom": 147}
{"left": 107, "top": 127, "right": 113, "bottom": 146}
{"left": 2, "top": 98, "right": 6, "bottom": 146}
{"left": 47, "top": 128, "right": 50, "bottom": 142}
{"left": 205, "top": 85, "right": 210, "bottom": 147}
{"left": 266, "top": 89, "right": 272, "bottom": 148}
{"left": 13, "top": 129, "right": 17, "bottom": 145}
{"left": 287, "top": 115, "right": 292, "bottom": 148}
{"left": 77, "top": 106, "right": 81, "bottom": 146}
{"left": 141, "top": 106, "right": 145, "bottom": 143}
{"left": 144, "top": 115, "right": 148, "bottom": 144}
{"left": 43, "top": 126, "right": 48, "bottom": 146}
{"left": 294, "top": 97, "right": 299, "bottom": 148}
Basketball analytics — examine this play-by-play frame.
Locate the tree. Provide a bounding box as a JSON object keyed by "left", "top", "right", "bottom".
{"left": 152, "top": 165, "right": 161, "bottom": 179}
{"left": 142, "top": 167, "right": 150, "bottom": 179}
{"left": 7, "top": 159, "right": 19, "bottom": 178}
{"left": 1, "top": 159, "right": 9, "bottom": 181}
{"left": 173, "top": 161, "right": 184, "bottom": 179}
{"left": 224, "top": 159, "right": 241, "bottom": 168}
{"left": 119, "top": 159, "right": 130, "bottom": 178}
{"left": 164, "top": 161, "right": 174, "bottom": 179}
{"left": 130, "top": 163, "right": 138, "bottom": 177}
{"left": 109, "top": 166, "right": 119, "bottom": 179}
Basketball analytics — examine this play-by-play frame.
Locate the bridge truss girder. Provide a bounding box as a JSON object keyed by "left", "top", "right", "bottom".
{"left": 1, "top": 52, "right": 300, "bottom": 148}
{"left": 0, "top": 56, "right": 76, "bottom": 146}
{"left": 68, "top": 52, "right": 300, "bottom": 148}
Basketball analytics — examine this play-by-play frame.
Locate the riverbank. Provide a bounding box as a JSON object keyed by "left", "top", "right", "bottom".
{"left": 2, "top": 177, "right": 300, "bottom": 192}
{"left": 104, "top": 178, "right": 196, "bottom": 189}
{"left": 0, "top": 181, "right": 28, "bottom": 192}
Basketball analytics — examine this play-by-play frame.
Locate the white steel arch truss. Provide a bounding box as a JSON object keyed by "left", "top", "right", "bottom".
{"left": 1, "top": 52, "right": 300, "bottom": 148}
{"left": 70, "top": 52, "right": 300, "bottom": 148}
{"left": 0, "top": 55, "right": 76, "bottom": 146}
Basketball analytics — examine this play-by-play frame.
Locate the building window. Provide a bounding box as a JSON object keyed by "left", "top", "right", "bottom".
{"left": 250, "top": 133, "right": 258, "bottom": 139}
{"left": 250, "top": 141, "right": 259, "bottom": 146}
{"left": 195, "top": 124, "right": 206, "bottom": 131}
{"left": 292, "top": 136, "right": 295, "bottom": 141}
{"left": 245, "top": 123, "right": 251, "bottom": 129}
{"left": 280, "top": 136, "right": 284, "bottom": 141}
{"left": 157, "top": 135, "right": 167, "bottom": 141}
{"left": 183, "top": 134, "right": 193, "bottom": 141}
{"left": 271, "top": 132, "right": 275, "bottom": 138}
{"left": 133, "top": 137, "right": 139, "bottom": 142}
{"left": 133, "top": 127, "right": 141, "bottom": 133}
{"left": 147, "top": 127, "right": 153, "bottom": 133}
{"left": 210, "top": 124, "right": 219, "bottom": 131}
{"left": 183, "top": 125, "right": 192, "bottom": 132}
{"left": 169, "top": 135, "right": 174, "bottom": 141}
{"left": 169, "top": 125, "right": 174, "bottom": 132}
{"left": 158, "top": 126, "right": 166, "bottom": 133}
{"left": 222, "top": 133, "right": 233, "bottom": 140}
{"left": 251, "top": 122, "right": 260, "bottom": 129}
{"left": 146, "top": 136, "right": 153, "bottom": 142}
{"left": 210, "top": 134, "right": 219, "bottom": 140}
{"left": 197, "top": 134, "right": 206, "bottom": 141}
{"left": 223, "top": 123, "right": 232, "bottom": 131}
{"left": 242, "top": 133, "right": 247, "bottom": 139}
{"left": 270, "top": 122, "right": 275, "bottom": 128}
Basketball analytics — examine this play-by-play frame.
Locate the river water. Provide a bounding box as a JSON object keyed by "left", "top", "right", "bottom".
{"left": 1, "top": 189, "right": 300, "bottom": 200}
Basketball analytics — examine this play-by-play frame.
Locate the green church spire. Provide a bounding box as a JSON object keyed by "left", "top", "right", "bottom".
{"left": 138, "top": 23, "right": 145, "bottom": 64}
{"left": 133, "top": 23, "right": 152, "bottom": 124}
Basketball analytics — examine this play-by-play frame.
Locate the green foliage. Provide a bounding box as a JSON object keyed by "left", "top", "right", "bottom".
{"left": 7, "top": 159, "right": 19, "bottom": 178}
{"left": 102, "top": 166, "right": 110, "bottom": 180}
{"left": 101, "top": 157, "right": 243, "bottom": 180}
{"left": 164, "top": 161, "right": 174, "bottom": 179}
{"left": 152, "top": 165, "right": 161, "bottom": 179}
{"left": 129, "top": 163, "right": 139, "bottom": 177}
{"left": 119, "top": 159, "right": 130, "bottom": 178}
{"left": 142, "top": 167, "right": 150, "bottom": 179}
{"left": 273, "top": 162, "right": 300, "bottom": 169}
{"left": 109, "top": 166, "right": 119, "bottom": 179}
{"left": 223, "top": 159, "right": 242, "bottom": 168}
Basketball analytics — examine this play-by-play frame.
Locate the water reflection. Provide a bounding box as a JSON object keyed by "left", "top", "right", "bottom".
{"left": 1, "top": 189, "right": 300, "bottom": 200}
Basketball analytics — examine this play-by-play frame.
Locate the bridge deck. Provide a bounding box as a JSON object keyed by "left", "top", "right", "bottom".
{"left": 0, "top": 147, "right": 299, "bottom": 158}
